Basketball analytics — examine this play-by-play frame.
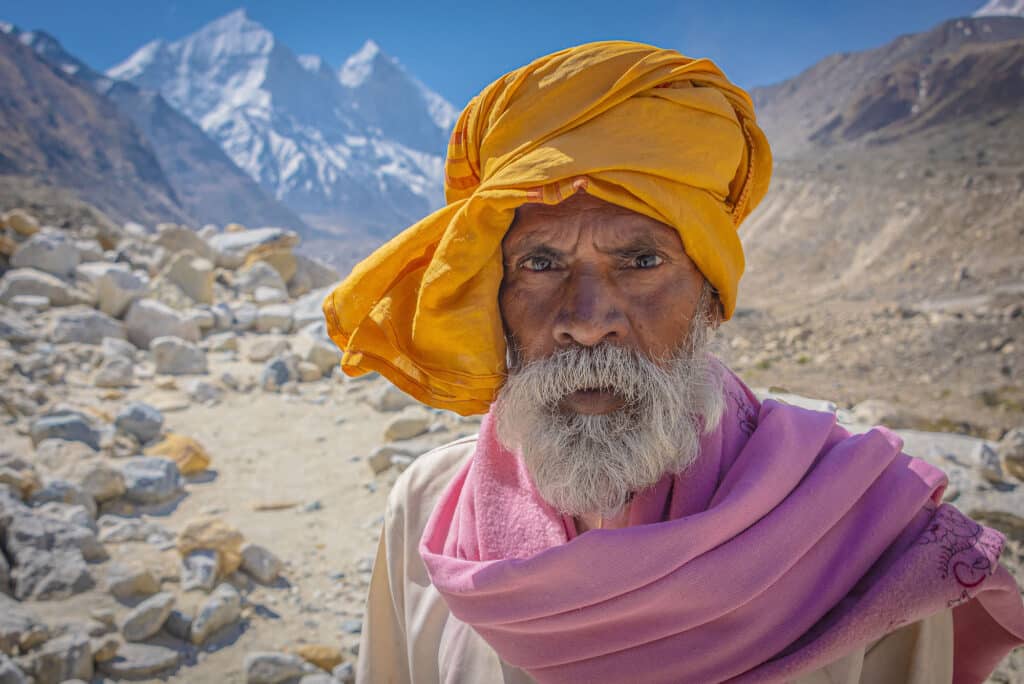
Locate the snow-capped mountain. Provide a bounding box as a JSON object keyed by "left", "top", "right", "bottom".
{"left": 108, "top": 9, "right": 457, "bottom": 240}
{"left": 5, "top": 23, "right": 313, "bottom": 235}
{"left": 974, "top": 0, "right": 1024, "bottom": 17}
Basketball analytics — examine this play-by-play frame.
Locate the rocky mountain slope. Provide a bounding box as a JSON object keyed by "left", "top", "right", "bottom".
{"left": 3, "top": 25, "right": 315, "bottom": 239}
{"left": 109, "top": 10, "right": 455, "bottom": 250}
{"left": 0, "top": 31, "right": 188, "bottom": 229}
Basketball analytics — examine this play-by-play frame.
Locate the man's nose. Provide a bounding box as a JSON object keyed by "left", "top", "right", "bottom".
{"left": 552, "top": 270, "right": 628, "bottom": 347}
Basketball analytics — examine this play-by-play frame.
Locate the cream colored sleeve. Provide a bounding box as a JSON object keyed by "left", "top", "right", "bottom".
{"left": 356, "top": 516, "right": 412, "bottom": 684}
{"left": 793, "top": 609, "right": 955, "bottom": 684}
{"left": 860, "top": 608, "right": 954, "bottom": 684}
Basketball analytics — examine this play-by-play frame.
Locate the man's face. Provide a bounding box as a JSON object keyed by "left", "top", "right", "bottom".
{"left": 495, "top": 192, "right": 724, "bottom": 517}
{"left": 500, "top": 192, "right": 707, "bottom": 411}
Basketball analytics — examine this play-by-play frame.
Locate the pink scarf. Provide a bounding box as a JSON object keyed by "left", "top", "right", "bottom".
{"left": 420, "top": 367, "right": 1024, "bottom": 683}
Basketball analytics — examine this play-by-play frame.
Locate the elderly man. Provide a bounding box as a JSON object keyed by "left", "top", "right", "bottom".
{"left": 324, "top": 41, "right": 1024, "bottom": 683}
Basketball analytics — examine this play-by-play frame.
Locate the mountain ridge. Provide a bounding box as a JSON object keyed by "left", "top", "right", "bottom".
{"left": 108, "top": 9, "right": 455, "bottom": 251}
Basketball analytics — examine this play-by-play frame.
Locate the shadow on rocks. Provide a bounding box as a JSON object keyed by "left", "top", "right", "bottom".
{"left": 185, "top": 469, "right": 219, "bottom": 485}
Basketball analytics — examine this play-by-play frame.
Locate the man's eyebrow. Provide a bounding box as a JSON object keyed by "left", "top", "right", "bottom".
{"left": 504, "top": 240, "right": 565, "bottom": 258}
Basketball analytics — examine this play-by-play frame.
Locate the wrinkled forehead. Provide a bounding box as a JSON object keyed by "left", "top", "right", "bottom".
{"left": 504, "top": 193, "right": 684, "bottom": 255}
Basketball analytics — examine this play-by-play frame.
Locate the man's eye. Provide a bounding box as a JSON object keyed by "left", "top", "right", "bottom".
{"left": 522, "top": 256, "right": 553, "bottom": 271}
{"left": 633, "top": 254, "right": 663, "bottom": 269}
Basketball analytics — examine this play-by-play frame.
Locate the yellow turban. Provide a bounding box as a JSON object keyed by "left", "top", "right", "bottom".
{"left": 323, "top": 40, "right": 772, "bottom": 414}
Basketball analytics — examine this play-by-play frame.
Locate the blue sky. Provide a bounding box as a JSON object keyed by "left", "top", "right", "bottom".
{"left": 3, "top": 0, "right": 987, "bottom": 108}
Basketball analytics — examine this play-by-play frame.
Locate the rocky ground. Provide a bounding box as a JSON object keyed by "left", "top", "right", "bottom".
{"left": 0, "top": 207, "right": 1021, "bottom": 683}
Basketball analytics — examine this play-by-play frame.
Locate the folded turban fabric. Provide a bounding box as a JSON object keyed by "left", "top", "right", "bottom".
{"left": 323, "top": 40, "right": 772, "bottom": 414}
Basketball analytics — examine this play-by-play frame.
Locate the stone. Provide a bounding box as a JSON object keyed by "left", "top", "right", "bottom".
{"left": 6, "top": 510, "right": 103, "bottom": 560}
{"left": 287, "top": 268, "right": 313, "bottom": 298}
{"left": 293, "top": 254, "right": 340, "bottom": 289}
{"left": 119, "top": 458, "right": 184, "bottom": 505}
{"left": 244, "top": 246, "right": 297, "bottom": 283}
{"left": 27, "top": 631, "right": 92, "bottom": 683}
{"left": 180, "top": 550, "right": 218, "bottom": 593}
{"left": 97, "top": 267, "right": 148, "bottom": 318}
{"left": 333, "top": 662, "right": 355, "bottom": 684}
{"left": 145, "top": 433, "right": 211, "bottom": 475}
{"left": 105, "top": 561, "right": 160, "bottom": 600}
{"left": 29, "top": 630, "right": 92, "bottom": 684}
{"left": 28, "top": 479, "right": 96, "bottom": 519}
{"left": 210, "top": 228, "right": 299, "bottom": 269}
{"left": 0, "top": 311, "right": 36, "bottom": 345}
{"left": 247, "top": 335, "right": 290, "bottom": 362}
{"left": 369, "top": 384, "right": 419, "bottom": 412}
{"left": 293, "top": 324, "right": 342, "bottom": 376}
{"left": 205, "top": 331, "right": 239, "bottom": 352}
{"left": 153, "top": 224, "right": 216, "bottom": 262}
{"left": 0, "top": 594, "right": 49, "bottom": 655}
{"left": 3, "top": 209, "right": 40, "bottom": 237}
{"left": 115, "top": 402, "right": 164, "bottom": 444}
{"left": 75, "top": 238, "right": 104, "bottom": 262}
{"left": 244, "top": 651, "right": 308, "bottom": 684}
{"left": 292, "top": 286, "right": 332, "bottom": 328}
{"left": 0, "top": 269, "right": 91, "bottom": 307}
{"left": 297, "top": 361, "right": 322, "bottom": 383}
{"left": 210, "top": 302, "right": 235, "bottom": 329}
{"left": 177, "top": 517, "right": 244, "bottom": 575}
{"left": 8, "top": 547, "right": 94, "bottom": 601}
{"left": 998, "top": 427, "right": 1024, "bottom": 482}
{"left": 0, "top": 454, "right": 40, "bottom": 498}
{"left": 68, "top": 460, "right": 125, "bottom": 502}
{"left": 293, "top": 643, "right": 343, "bottom": 672}
{"left": 97, "top": 642, "right": 179, "bottom": 679}
{"left": 93, "top": 356, "right": 134, "bottom": 388}
{"left": 185, "top": 307, "right": 216, "bottom": 330}
{"left": 49, "top": 308, "right": 125, "bottom": 345}
{"left": 10, "top": 233, "right": 79, "bottom": 278}
{"left": 120, "top": 592, "right": 175, "bottom": 642}
{"left": 34, "top": 501, "right": 94, "bottom": 532}
{"left": 113, "top": 239, "right": 167, "bottom": 276}
{"left": 237, "top": 260, "right": 287, "bottom": 295}
{"left": 151, "top": 336, "right": 207, "bottom": 375}
{"left": 298, "top": 675, "right": 336, "bottom": 684}
{"left": 189, "top": 583, "right": 241, "bottom": 645}
{"left": 163, "top": 609, "right": 192, "bottom": 640}
{"left": 233, "top": 302, "right": 258, "bottom": 331}
{"left": 96, "top": 516, "right": 173, "bottom": 545}
{"left": 30, "top": 412, "right": 102, "bottom": 450}
{"left": 124, "top": 299, "right": 200, "bottom": 349}
{"left": 0, "top": 653, "right": 29, "bottom": 683}
{"left": 183, "top": 378, "right": 223, "bottom": 404}
{"left": 102, "top": 335, "right": 136, "bottom": 362}
{"left": 261, "top": 354, "right": 299, "bottom": 392}
{"left": 849, "top": 399, "right": 915, "bottom": 429}
{"left": 339, "top": 619, "right": 362, "bottom": 634}
{"left": 9, "top": 294, "right": 49, "bottom": 313}
{"left": 366, "top": 444, "right": 420, "bottom": 476}
{"left": 254, "top": 286, "right": 288, "bottom": 304}
{"left": 255, "top": 304, "right": 294, "bottom": 333}
{"left": 383, "top": 407, "right": 433, "bottom": 441}
{"left": 160, "top": 251, "right": 215, "bottom": 304}
{"left": 90, "top": 633, "right": 120, "bottom": 662}
{"left": 0, "top": 549, "right": 8, "bottom": 596}
{"left": 973, "top": 443, "right": 1005, "bottom": 484}
{"left": 240, "top": 543, "right": 282, "bottom": 584}
{"left": 34, "top": 439, "right": 97, "bottom": 474}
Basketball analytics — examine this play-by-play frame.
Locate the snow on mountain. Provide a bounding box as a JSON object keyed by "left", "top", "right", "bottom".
{"left": 108, "top": 9, "right": 456, "bottom": 240}
{"left": 974, "top": 0, "right": 1024, "bottom": 17}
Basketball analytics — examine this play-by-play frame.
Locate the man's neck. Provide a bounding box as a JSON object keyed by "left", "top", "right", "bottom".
{"left": 575, "top": 504, "right": 632, "bottom": 534}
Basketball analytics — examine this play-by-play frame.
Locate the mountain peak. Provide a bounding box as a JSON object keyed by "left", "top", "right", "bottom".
{"left": 339, "top": 39, "right": 392, "bottom": 87}
{"left": 974, "top": 0, "right": 1024, "bottom": 17}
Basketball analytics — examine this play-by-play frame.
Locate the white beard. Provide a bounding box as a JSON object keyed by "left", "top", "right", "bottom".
{"left": 495, "top": 303, "right": 724, "bottom": 518}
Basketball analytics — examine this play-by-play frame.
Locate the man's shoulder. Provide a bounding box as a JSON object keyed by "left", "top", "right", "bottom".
{"left": 386, "top": 434, "right": 478, "bottom": 531}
